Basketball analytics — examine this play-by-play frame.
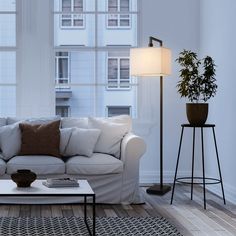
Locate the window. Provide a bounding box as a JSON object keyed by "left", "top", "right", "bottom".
{"left": 56, "top": 106, "right": 70, "bottom": 117}
{"left": 54, "top": 0, "right": 138, "bottom": 117}
{"left": 55, "top": 52, "right": 70, "bottom": 86}
{"left": 0, "top": 0, "right": 16, "bottom": 117}
{"left": 61, "top": 0, "right": 84, "bottom": 28}
{"left": 107, "top": 0, "right": 130, "bottom": 28}
{"left": 107, "top": 106, "right": 131, "bottom": 117}
{"left": 107, "top": 57, "right": 130, "bottom": 90}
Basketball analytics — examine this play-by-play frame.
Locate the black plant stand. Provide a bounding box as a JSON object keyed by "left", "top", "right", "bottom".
{"left": 170, "top": 124, "right": 226, "bottom": 209}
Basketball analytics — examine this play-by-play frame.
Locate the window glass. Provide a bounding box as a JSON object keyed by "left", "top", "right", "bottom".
{"left": 0, "top": 2, "right": 16, "bottom": 117}
{"left": 0, "top": 52, "right": 16, "bottom": 84}
{"left": 58, "top": 58, "right": 68, "bottom": 79}
{"left": 54, "top": 0, "right": 138, "bottom": 118}
{"left": 0, "top": 15, "right": 16, "bottom": 47}
{"left": 56, "top": 106, "right": 70, "bottom": 117}
{"left": 107, "top": 106, "right": 130, "bottom": 117}
{"left": 60, "top": 0, "right": 84, "bottom": 28}
{"left": 55, "top": 52, "right": 69, "bottom": 85}
{"left": 74, "top": 0, "right": 83, "bottom": 12}
{"left": 108, "top": 58, "right": 118, "bottom": 88}
{"left": 107, "top": 57, "right": 130, "bottom": 89}
{"left": 0, "top": 0, "right": 16, "bottom": 11}
{"left": 0, "top": 87, "right": 16, "bottom": 117}
{"left": 120, "top": 58, "right": 129, "bottom": 88}
{"left": 107, "top": 0, "right": 131, "bottom": 28}
{"left": 108, "top": 0, "right": 118, "bottom": 12}
{"left": 120, "top": 0, "right": 129, "bottom": 12}
{"left": 62, "top": 0, "right": 71, "bottom": 12}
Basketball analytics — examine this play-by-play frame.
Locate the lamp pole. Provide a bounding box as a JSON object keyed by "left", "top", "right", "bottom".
{"left": 146, "top": 37, "right": 171, "bottom": 195}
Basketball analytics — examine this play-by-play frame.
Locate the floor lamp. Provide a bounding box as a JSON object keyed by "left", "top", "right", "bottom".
{"left": 130, "top": 36, "right": 172, "bottom": 195}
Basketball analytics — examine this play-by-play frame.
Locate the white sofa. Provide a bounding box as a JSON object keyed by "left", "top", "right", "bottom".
{"left": 0, "top": 115, "right": 146, "bottom": 204}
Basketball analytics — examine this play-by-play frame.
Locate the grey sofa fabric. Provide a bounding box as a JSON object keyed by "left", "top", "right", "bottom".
{"left": 0, "top": 118, "right": 6, "bottom": 127}
{"left": 0, "top": 159, "right": 6, "bottom": 176}
{"left": 7, "top": 116, "right": 60, "bottom": 125}
{"left": 7, "top": 155, "right": 65, "bottom": 175}
{"left": 66, "top": 153, "right": 123, "bottom": 175}
{"left": 0, "top": 116, "right": 146, "bottom": 204}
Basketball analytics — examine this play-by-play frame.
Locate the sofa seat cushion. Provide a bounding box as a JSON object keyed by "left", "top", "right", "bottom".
{"left": 7, "top": 155, "right": 65, "bottom": 175}
{"left": 66, "top": 153, "right": 123, "bottom": 175}
{"left": 0, "top": 159, "right": 6, "bottom": 175}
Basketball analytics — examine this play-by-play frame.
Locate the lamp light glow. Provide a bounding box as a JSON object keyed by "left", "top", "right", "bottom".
{"left": 130, "top": 47, "right": 171, "bottom": 77}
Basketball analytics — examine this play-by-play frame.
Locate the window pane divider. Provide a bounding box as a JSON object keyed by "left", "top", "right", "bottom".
{"left": 55, "top": 83, "right": 138, "bottom": 87}
{"left": 53, "top": 11, "right": 137, "bottom": 14}
{"left": 0, "top": 11, "right": 16, "bottom": 14}
{"left": 0, "top": 83, "right": 16, "bottom": 86}
{"left": 0, "top": 47, "right": 17, "bottom": 51}
{"left": 54, "top": 46, "right": 135, "bottom": 51}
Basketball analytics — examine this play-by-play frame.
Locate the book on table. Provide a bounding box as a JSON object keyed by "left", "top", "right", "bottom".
{"left": 42, "top": 177, "right": 79, "bottom": 188}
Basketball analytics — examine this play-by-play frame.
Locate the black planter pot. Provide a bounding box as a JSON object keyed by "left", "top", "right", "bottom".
{"left": 186, "top": 103, "right": 209, "bottom": 126}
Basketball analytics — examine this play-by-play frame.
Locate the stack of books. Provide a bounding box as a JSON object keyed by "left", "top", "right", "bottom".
{"left": 42, "top": 178, "right": 79, "bottom": 188}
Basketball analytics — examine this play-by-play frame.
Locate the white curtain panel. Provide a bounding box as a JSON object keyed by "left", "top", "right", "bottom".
{"left": 16, "top": 0, "right": 54, "bottom": 117}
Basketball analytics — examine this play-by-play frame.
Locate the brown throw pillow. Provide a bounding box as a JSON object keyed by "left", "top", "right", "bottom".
{"left": 19, "top": 120, "right": 61, "bottom": 157}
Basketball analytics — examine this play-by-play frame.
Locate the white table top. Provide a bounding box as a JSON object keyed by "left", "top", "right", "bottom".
{"left": 0, "top": 180, "right": 94, "bottom": 195}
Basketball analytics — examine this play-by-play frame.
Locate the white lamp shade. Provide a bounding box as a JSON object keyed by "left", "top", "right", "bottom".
{"left": 130, "top": 47, "right": 172, "bottom": 76}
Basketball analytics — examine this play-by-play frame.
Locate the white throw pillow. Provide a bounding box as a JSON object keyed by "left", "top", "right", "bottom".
{"left": 64, "top": 128, "right": 101, "bottom": 157}
{"left": 60, "top": 128, "right": 73, "bottom": 155}
{"left": 88, "top": 117, "right": 129, "bottom": 158}
{"left": 0, "top": 122, "right": 21, "bottom": 160}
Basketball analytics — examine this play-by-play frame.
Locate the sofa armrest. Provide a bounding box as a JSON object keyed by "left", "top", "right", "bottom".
{"left": 121, "top": 133, "right": 146, "bottom": 163}
{"left": 120, "top": 133, "right": 146, "bottom": 203}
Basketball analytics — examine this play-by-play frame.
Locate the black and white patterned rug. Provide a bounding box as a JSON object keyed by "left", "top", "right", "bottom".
{"left": 0, "top": 217, "right": 182, "bottom": 236}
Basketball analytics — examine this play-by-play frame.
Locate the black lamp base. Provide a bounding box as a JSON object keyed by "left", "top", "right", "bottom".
{"left": 146, "top": 184, "right": 171, "bottom": 196}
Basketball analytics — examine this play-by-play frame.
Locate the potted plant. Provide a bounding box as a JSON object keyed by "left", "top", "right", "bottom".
{"left": 176, "top": 50, "right": 217, "bottom": 126}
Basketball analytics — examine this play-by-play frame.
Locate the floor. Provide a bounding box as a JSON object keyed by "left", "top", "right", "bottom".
{"left": 0, "top": 185, "right": 235, "bottom": 236}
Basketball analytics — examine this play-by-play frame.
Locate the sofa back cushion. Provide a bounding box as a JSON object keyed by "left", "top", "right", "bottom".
{"left": 7, "top": 116, "right": 60, "bottom": 125}
{"left": 88, "top": 117, "right": 130, "bottom": 158}
{"left": 61, "top": 115, "right": 132, "bottom": 131}
{"left": 19, "top": 120, "right": 61, "bottom": 157}
{"left": 0, "top": 122, "right": 21, "bottom": 160}
{"left": 0, "top": 118, "right": 6, "bottom": 127}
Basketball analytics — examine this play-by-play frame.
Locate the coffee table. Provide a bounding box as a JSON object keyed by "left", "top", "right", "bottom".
{"left": 0, "top": 179, "right": 96, "bottom": 236}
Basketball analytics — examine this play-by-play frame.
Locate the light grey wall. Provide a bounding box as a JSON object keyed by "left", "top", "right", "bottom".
{"left": 137, "top": 0, "right": 201, "bottom": 183}
{"left": 200, "top": 0, "right": 236, "bottom": 203}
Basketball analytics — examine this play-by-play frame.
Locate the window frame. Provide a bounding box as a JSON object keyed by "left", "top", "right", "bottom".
{"left": 106, "top": 0, "right": 131, "bottom": 29}
{"left": 55, "top": 52, "right": 70, "bottom": 88}
{"left": 60, "top": 0, "right": 85, "bottom": 29}
{"left": 107, "top": 56, "right": 131, "bottom": 91}
{"left": 56, "top": 105, "right": 71, "bottom": 117}
{"left": 107, "top": 105, "right": 131, "bottom": 117}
